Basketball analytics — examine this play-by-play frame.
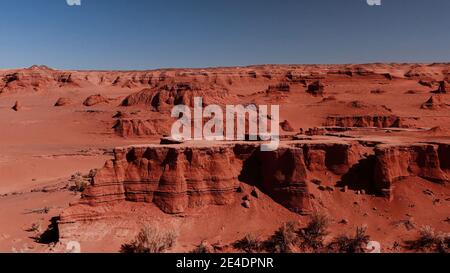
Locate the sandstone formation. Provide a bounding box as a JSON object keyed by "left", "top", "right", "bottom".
{"left": 320, "top": 96, "right": 337, "bottom": 103}
{"left": 160, "top": 137, "right": 184, "bottom": 145}
{"left": 324, "top": 115, "right": 403, "bottom": 128}
{"left": 1, "top": 63, "right": 450, "bottom": 96}
{"left": 374, "top": 143, "right": 450, "bottom": 197}
{"left": 280, "top": 120, "right": 294, "bottom": 132}
{"left": 266, "top": 82, "right": 290, "bottom": 93}
{"left": 12, "top": 101, "right": 21, "bottom": 111}
{"left": 1, "top": 66, "right": 53, "bottom": 94}
{"left": 305, "top": 127, "right": 327, "bottom": 136}
{"left": 83, "top": 94, "right": 109, "bottom": 107}
{"left": 307, "top": 81, "right": 324, "bottom": 96}
{"left": 421, "top": 95, "right": 447, "bottom": 110}
{"left": 54, "top": 97, "right": 73, "bottom": 107}
{"left": 62, "top": 141, "right": 364, "bottom": 217}
{"left": 347, "top": 101, "right": 370, "bottom": 109}
{"left": 434, "top": 81, "right": 448, "bottom": 94}
{"left": 120, "top": 88, "right": 155, "bottom": 107}
{"left": 113, "top": 118, "right": 170, "bottom": 137}
{"left": 418, "top": 79, "right": 435, "bottom": 88}
{"left": 121, "top": 82, "right": 230, "bottom": 112}
{"left": 112, "top": 111, "right": 132, "bottom": 119}
{"left": 60, "top": 139, "right": 450, "bottom": 227}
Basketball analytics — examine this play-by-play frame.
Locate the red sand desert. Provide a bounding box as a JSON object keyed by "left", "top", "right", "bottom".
{"left": 0, "top": 63, "right": 449, "bottom": 253}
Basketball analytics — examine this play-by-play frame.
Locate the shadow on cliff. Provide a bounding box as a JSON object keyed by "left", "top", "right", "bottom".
{"left": 336, "top": 155, "right": 378, "bottom": 195}
{"left": 32, "top": 216, "right": 60, "bottom": 244}
{"left": 237, "top": 148, "right": 311, "bottom": 215}
{"left": 237, "top": 150, "right": 263, "bottom": 188}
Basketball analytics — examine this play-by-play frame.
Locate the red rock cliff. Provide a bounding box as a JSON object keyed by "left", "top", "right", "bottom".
{"left": 374, "top": 143, "right": 450, "bottom": 196}
{"left": 62, "top": 141, "right": 449, "bottom": 223}
{"left": 72, "top": 141, "right": 364, "bottom": 216}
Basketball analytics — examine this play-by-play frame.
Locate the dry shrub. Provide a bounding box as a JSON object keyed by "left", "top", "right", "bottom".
{"left": 330, "top": 226, "right": 370, "bottom": 253}
{"left": 265, "top": 221, "right": 299, "bottom": 253}
{"left": 191, "top": 240, "right": 217, "bottom": 254}
{"left": 299, "top": 213, "right": 330, "bottom": 251}
{"left": 69, "top": 170, "right": 96, "bottom": 192}
{"left": 233, "top": 234, "right": 262, "bottom": 253}
{"left": 121, "top": 226, "right": 178, "bottom": 253}
{"left": 406, "top": 226, "right": 449, "bottom": 253}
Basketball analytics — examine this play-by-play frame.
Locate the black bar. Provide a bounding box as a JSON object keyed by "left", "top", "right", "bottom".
{"left": 0, "top": 253, "right": 447, "bottom": 273}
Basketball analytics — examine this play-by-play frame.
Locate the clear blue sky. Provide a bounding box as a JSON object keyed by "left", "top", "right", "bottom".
{"left": 0, "top": 0, "right": 449, "bottom": 70}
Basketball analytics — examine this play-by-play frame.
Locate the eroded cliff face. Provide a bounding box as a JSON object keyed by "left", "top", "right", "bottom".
{"left": 324, "top": 115, "right": 404, "bottom": 128}
{"left": 76, "top": 143, "right": 317, "bottom": 215}
{"left": 113, "top": 119, "right": 170, "bottom": 137}
{"left": 59, "top": 140, "right": 450, "bottom": 244}
{"left": 374, "top": 143, "right": 450, "bottom": 194}
{"left": 63, "top": 140, "right": 450, "bottom": 215}
{"left": 63, "top": 141, "right": 363, "bottom": 218}
{"left": 3, "top": 63, "right": 449, "bottom": 94}
{"left": 84, "top": 145, "right": 242, "bottom": 214}
{"left": 120, "top": 82, "right": 231, "bottom": 112}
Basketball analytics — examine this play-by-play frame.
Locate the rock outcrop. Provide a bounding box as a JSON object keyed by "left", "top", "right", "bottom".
{"left": 421, "top": 95, "right": 447, "bottom": 110}
{"left": 72, "top": 145, "right": 239, "bottom": 214}
{"left": 83, "top": 94, "right": 109, "bottom": 107}
{"left": 307, "top": 81, "right": 324, "bottom": 96}
{"left": 1, "top": 68, "right": 53, "bottom": 93}
{"left": 418, "top": 79, "right": 435, "bottom": 88}
{"left": 62, "top": 141, "right": 366, "bottom": 217}
{"left": 266, "top": 82, "right": 290, "bottom": 93}
{"left": 280, "top": 120, "right": 294, "bottom": 132}
{"left": 1, "top": 64, "right": 450, "bottom": 96}
{"left": 434, "top": 81, "right": 448, "bottom": 94}
{"left": 59, "top": 140, "right": 450, "bottom": 237}
{"left": 120, "top": 88, "right": 155, "bottom": 107}
{"left": 121, "top": 82, "right": 230, "bottom": 112}
{"left": 54, "top": 97, "right": 74, "bottom": 107}
{"left": 324, "top": 115, "right": 403, "bottom": 128}
{"left": 113, "top": 118, "right": 170, "bottom": 137}
{"left": 12, "top": 101, "right": 22, "bottom": 111}
{"left": 374, "top": 143, "right": 450, "bottom": 196}
{"left": 112, "top": 111, "right": 132, "bottom": 119}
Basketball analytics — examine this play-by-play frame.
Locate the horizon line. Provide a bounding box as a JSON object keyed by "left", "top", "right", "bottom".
{"left": 2, "top": 61, "right": 450, "bottom": 73}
